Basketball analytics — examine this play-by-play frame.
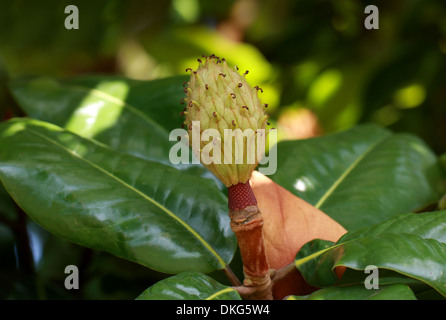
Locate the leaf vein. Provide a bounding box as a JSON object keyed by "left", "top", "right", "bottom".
{"left": 28, "top": 127, "right": 227, "bottom": 269}
{"left": 315, "top": 135, "right": 388, "bottom": 208}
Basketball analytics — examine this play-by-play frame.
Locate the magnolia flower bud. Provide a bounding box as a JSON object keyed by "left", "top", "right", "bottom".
{"left": 182, "top": 55, "right": 269, "bottom": 187}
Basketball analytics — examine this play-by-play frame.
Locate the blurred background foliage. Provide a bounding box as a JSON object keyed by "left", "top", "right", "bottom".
{"left": 0, "top": 0, "right": 445, "bottom": 299}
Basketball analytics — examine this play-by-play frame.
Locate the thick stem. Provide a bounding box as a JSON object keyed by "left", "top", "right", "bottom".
{"left": 228, "top": 181, "right": 272, "bottom": 300}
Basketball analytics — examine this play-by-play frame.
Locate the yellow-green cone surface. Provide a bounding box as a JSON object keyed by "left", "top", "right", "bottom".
{"left": 182, "top": 55, "right": 269, "bottom": 187}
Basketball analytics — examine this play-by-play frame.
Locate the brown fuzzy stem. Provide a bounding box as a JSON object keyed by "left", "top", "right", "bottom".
{"left": 228, "top": 181, "right": 272, "bottom": 300}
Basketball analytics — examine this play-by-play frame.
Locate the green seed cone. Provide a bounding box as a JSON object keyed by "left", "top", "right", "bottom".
{"left": 182, "top": 55, "right": 269, "bottom": 187}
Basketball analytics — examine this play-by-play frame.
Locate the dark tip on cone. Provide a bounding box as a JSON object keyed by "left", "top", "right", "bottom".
{"left": 254, "top": 86, "right": 263, "bottom": 93}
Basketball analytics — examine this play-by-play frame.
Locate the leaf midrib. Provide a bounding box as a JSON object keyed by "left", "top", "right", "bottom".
{"left": 315, "top": 134, "right": 389, "bottom": 209}
{"left": 295, "top": 234, "right": 446, "bottom": 297}
{"left": 59, "top": 83, "right": 170, "bottom": 135}
{"left": 205, "top": 287, "right": 237, "bottom": 300}
{"left": 28, "top": 127, "right": 227, "bottom": 269}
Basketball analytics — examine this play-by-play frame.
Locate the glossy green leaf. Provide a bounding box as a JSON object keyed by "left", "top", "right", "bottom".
{"left": 9, "top": 75, "right": 188, "bottom": 166}
{"left": 339, "top": 210, "right": 446, "bottom": 244}
{"left": 287, "top": 284, "right": 417, "bottom": 300}
{"left": 268, "top": 125, "right": 443, "bottom": 230}
{"left": 294, "top": 211, "right": 446, "bottom": 297}
{"left": 136, "top": 272, "right": 241, "bottom": 300}
{"left": 0, "top": 118, "right": 236, "bottom": 274}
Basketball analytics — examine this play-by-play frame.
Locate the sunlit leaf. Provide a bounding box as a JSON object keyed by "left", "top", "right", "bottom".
{"left": 9, "top": 75, "right": 188, "bottom": 165}
{"left": 287, "top": 284, "right": 417, "bottom": 300}
{"left": 0, "top": 118, "right": 236, "bottom": 274}
{"left": 294, "top": 210, "right": 446, "bottom": 297}
{"left": 136, "top": 272, "right": 241, "bottom": 300}
{"left": 269, "top": 125, "right": 443, "bottom": 230}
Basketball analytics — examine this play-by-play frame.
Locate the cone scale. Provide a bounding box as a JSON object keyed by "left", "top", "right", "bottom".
{"left": 182, "top": 54, "right": 269, "bottom": 187}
